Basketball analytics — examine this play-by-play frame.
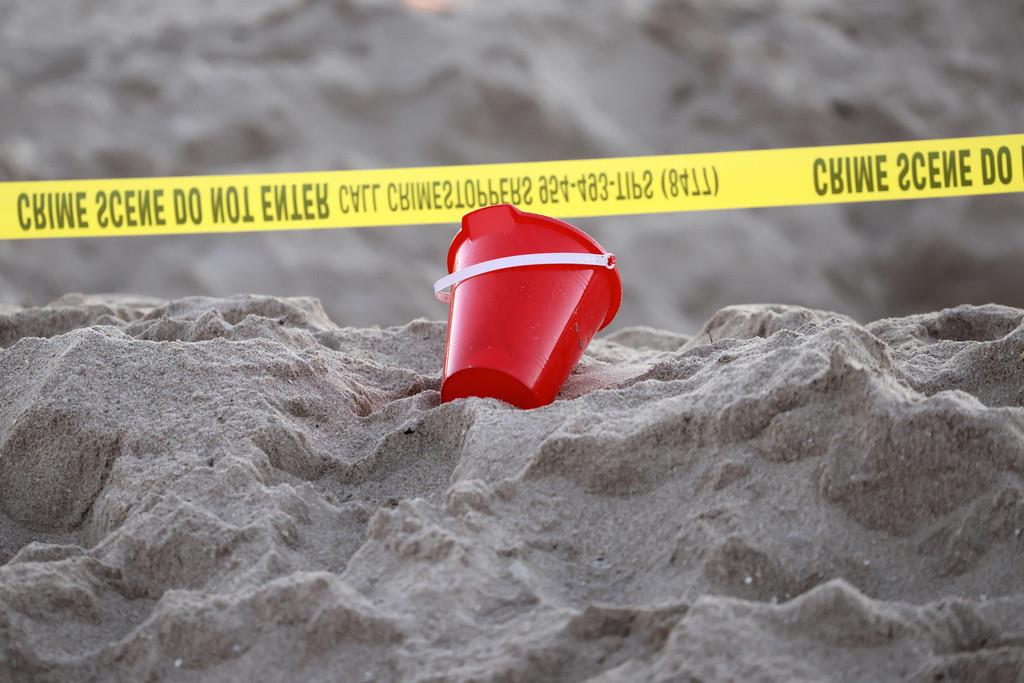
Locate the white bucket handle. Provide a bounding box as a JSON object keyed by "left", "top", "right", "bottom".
{"left": 433, "top": 252, "right": 616, "bottom": 303}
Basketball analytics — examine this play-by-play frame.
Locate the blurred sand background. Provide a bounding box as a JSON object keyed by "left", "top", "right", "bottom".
{"left": 2, "top": 0, "right": 1022, "bottom": 331}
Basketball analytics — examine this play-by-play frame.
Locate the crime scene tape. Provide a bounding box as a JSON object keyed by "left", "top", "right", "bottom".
{"left": 2, "top": 134, "right": 1022, "bottom": 240}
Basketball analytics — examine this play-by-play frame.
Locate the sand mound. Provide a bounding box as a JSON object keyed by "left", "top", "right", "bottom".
{"left": 1, "top": 294, "right": 1022, "bottom": 681}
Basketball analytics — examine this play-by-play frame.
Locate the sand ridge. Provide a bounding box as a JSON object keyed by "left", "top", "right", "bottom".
{"left": 0, "top": 294, "right": 1022, "bottom": 681}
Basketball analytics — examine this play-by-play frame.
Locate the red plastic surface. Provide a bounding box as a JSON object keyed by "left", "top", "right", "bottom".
{"left": 440, "top": 204, "right": 623, "bottom": 409}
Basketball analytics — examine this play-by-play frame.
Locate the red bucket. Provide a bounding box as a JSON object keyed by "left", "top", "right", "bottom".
{"left": 435, "top": 204, "right": 622, "bottom": 409}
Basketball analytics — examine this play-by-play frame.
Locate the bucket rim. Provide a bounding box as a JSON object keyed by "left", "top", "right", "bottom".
{"left": 446, "top": 204, "right": 623, "bottom": 329}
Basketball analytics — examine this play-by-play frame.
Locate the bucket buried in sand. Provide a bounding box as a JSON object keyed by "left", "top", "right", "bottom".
{"left": 434, "top": 204, "right": 622, "bottom": 409}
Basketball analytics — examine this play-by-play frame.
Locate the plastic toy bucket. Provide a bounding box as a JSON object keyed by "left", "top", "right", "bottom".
{"left": 434, "top": 204, "right": 622, "bottom": 409}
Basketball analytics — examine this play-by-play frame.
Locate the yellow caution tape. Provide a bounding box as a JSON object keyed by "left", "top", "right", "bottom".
{"left": 2, "top": 134, "right": 1022, "bottom": 240}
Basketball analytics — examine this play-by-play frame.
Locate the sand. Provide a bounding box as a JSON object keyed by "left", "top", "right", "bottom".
{"left": 2, "top": 1, "right": 1024, "bottom": 679}
{"left": 2, "top": 0, "right": 1024, "bottom": 330}
{"left": 1, "top": 294, "right": 1022, "bottom": 681}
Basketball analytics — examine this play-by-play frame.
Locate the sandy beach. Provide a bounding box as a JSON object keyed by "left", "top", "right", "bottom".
{"left": 1, "top": 295, "right": 1023, "bottom": 680}
{"left": 2, "top": 0, "right": 1023, "bottom": 330}
{"left": 2, "top": 0, "right": 1024, "bottom": 681}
